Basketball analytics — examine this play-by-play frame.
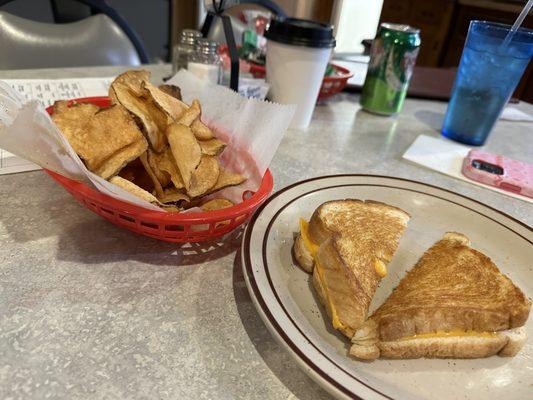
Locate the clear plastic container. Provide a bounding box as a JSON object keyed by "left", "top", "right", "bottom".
{"left": 442, "top": 21, "right": 533, "bottom": 146}
{"left": 187, "top": 38, "right": 221, "bottom": 85}
{"left": 172, "top": 29, "right": 202, "bottom": 75}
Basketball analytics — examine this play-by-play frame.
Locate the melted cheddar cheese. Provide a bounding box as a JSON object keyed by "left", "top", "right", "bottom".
{"left": 374, "top": 259, "right": 387, "bottom": 277}
{"left": 299, "top": 218, "right": 319, "bottom": 257}
{"left": 399, "top": 330, "right": 498, "bottom": 341}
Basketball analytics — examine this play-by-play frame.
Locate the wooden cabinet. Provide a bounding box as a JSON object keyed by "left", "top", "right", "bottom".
{"left": 441, "top": 0, "right": 533, "bottom": 101}
{"left": 379, "top": 0, "right": 456, "bottom": 67}
{"left": 442, "top": 1, "right": 533, "bottom": 67}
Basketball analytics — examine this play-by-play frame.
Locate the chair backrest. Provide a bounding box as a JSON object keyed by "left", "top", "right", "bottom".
{"left": 0, "top": 11, "right": 141, "bottom": 69}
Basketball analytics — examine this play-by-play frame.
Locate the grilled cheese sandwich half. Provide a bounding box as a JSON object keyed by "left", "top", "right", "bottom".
{"left": 350, "top": 232, "right": 531, "bottom": 360}
{"left": 292, "top": 199, "right": 410, "bottom": 338}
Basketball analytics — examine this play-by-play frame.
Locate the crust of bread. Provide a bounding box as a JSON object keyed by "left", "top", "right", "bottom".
{"left": 350, "top": 327, "right": 528, "bottom": 360}
{"left": 499, "top": 326, "right": 528, "bottom": 357}
{"left": 378, "top": 334, "right": 509, "bottom": 359}
{"left": 349, "top": 343, "right": 380, "bottom": 360}
{"left": 293, "top": 233, "right": 314, "bottom": 273}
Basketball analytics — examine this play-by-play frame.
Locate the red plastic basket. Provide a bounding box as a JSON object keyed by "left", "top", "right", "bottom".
{"left": 45, "top": 97, "right": 274, "bottom": 243}
{"left": 317, "top": 64, "right": 354, "bottom": 100}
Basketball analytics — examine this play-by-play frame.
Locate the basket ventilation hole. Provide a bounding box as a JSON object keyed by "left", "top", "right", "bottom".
{"left": 119, "top": 214, "right": 135, "bottom": 223}
{"left": 165, "top": 225, "right": 185, "bottom": 231}
{"left": 140, "top": 221, "right": 158, "bottom": 230}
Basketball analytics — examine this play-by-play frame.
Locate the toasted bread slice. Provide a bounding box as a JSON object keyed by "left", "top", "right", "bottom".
{"left": 351, "top": 232, "right": 531, "bottom": 360}
{"left": 293, "top": 199, "right": 410, "bottom": 338}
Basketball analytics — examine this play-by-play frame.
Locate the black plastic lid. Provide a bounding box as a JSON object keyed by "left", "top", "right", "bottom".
{"left": 265, "top": 17, "right": 336, "bottom": 48}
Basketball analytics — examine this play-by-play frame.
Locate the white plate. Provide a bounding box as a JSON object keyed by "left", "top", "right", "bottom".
{"left": 242, "top": 175, "right": 532, "bottom": 400}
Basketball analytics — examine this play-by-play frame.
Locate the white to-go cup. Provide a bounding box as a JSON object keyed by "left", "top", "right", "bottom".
{"left": 265, "top": 18, "right": 336, "bottom": 129}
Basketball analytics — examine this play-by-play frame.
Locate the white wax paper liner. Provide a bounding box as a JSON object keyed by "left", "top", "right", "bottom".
{"left": 167, "top": 70, "right": 295, "bottom": 203}
{"left": 0, "top": 71, "right": 295, "bottom": 211}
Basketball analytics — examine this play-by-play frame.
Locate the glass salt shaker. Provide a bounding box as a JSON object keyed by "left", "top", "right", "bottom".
{"left": 172, "top": 29, "right": 202, "bottom": 75}
{"left": 187, "top": 38, "right": 221, "bottom": 85}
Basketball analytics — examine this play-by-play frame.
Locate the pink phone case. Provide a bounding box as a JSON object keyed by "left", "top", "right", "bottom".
{"left": 462, "top": 150, "right": 533, "bottom": 198}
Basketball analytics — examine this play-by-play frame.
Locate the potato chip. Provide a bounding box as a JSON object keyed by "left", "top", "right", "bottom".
{"left": 178, "top": 99, "right": 200, "bottom": 126}
{"left": 188, "top": 155, "right": 220, "bottom": 197}
{"left": 146, "top": 149, "right": 170, "bottom": 188}
{"left": 96, "top": 141, "right": 147, "bottom": 180}
{"left": 200, "top": 198, "right": 234, "bottom": 211}
{"left": 110, "top": 71, "right": 170, "bottom": 153}
{"left": 159, "top": 187, "right": 190, "bottom": 204}
{"left": 199, "top": 138, "right": 226, "bottom": 156}
{"left": 53, "top": 103, "right": 147, "bottom": 179}
{"left": 139, "top": 152, "right": 164, "bottom": 198}
{"left": 110, "top": 85, "right": 169, "bottom": 153}
{"left": 53, "top": 100, "right": 100, "bottom": 115}
{"left": 146, "top": 148, "right": 185, "bottom": 190}
{"left": 109, "top": 70, "right": 150, "bottom": 98}
{"left": 150, "top": 148, "right": 184, "bottom": 190}
{"left": 191, "top": 119, "right": 215, "bottom": 140}
{"left": 166, "top": 123, "right": 201, "bottom": 191}
{"left": 207, "top": 167, "right": 246, "bottom": 194}
{"left": 52, "top": 101, "right": 99, "bottom": 137}
{"left": 158, "top": 84, "right": 182, "bottom": 100}
{"left": 142, "top": 81, "right": 188, "bottom": 121}
{"left": 109, "top": 176, "right": 159, "bottom": 205}
{"left": 118, "top": 158, "right": 155, "bottom": 193}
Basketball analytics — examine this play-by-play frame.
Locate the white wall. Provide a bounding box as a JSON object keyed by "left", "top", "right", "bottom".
{"left": 334, "top": 0, "right": 384, "bottom": 53}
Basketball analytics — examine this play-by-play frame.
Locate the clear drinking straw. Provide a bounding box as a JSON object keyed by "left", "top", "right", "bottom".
{"left": 500, "top": 0, "right": 533, "bottom": 50}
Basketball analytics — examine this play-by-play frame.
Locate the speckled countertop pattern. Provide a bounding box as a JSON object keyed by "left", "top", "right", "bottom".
{"left": 0, "top": 65, "right": 531, "bottom": 400}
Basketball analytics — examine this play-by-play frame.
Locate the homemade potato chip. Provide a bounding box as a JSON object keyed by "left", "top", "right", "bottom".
{"left": 178, "top": 99, "right": 200, "bottom": 126}
{"left": 51, "top": 101, "right": 100, "bottom": 161}
{"left": 207, "top": 168, "right": 246, "bottom": 194}
{"left": 118, "top": 157, "right": 155, "bottom": 193}
{"left": 200, "top": 198, "right": 234, "bottom": 211}
{"left": 149, "top": 148, "right": 184, "bottom": 190}
{"left": 110, "top": 86, "right": 169, "bottom": 153}
{"left": 146, "top": 149, "right": 171, "bottom": 188}
{"left": 188, "top": 155, "right": 220, "bottom": 197}
{"left": 166, "top": 123, "right": 201, "bottom": 191}
{"left": 53, "top": 103, "right": 147, "bottom": 179}
{"left": 109, "top": 176, "right": 159, "bottom": 205}
{"left": 190, "top": 119, "right": 214, "bottom": 140}
{"left": 199, "top": 138, "right": 226, "bottom": 156}
{"left": 109, "top": 70, "right": 150, "bottom": 98}
{"left": 143, "top": 81, "right": 188, "bottom": 121}
{"left": 139, "top": 152, "right": 164, "bottom": 198}
{"left": 111, "top": 173, "right": 180, "bottom": 212}
{"left": 53, "top": 100, "right": 99, "bottom": 116}
{"left": 159, "top": 187, "right": 190, "bottom": 204}
{"left": 96, "top": 140, "right": 147, "bottom": 180}
{"left": 110, "top": 70, "right": 170, "bottom": 153}
{"left": 158, "top": 84, "right": 181, "bottom": 100}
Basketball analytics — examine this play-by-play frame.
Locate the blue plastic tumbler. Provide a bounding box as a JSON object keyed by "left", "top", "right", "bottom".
{"left": 442, "top": 21, "right": 533, "bottom": 146}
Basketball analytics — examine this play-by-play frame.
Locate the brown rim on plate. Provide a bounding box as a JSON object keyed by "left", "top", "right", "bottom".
{"left": 242, "top": 174, "right": 532, "bottom": 400}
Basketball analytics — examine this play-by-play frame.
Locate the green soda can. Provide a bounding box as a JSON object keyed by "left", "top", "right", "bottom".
{"left": 360, "top": 23, "right": 421, "bottom": 115}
